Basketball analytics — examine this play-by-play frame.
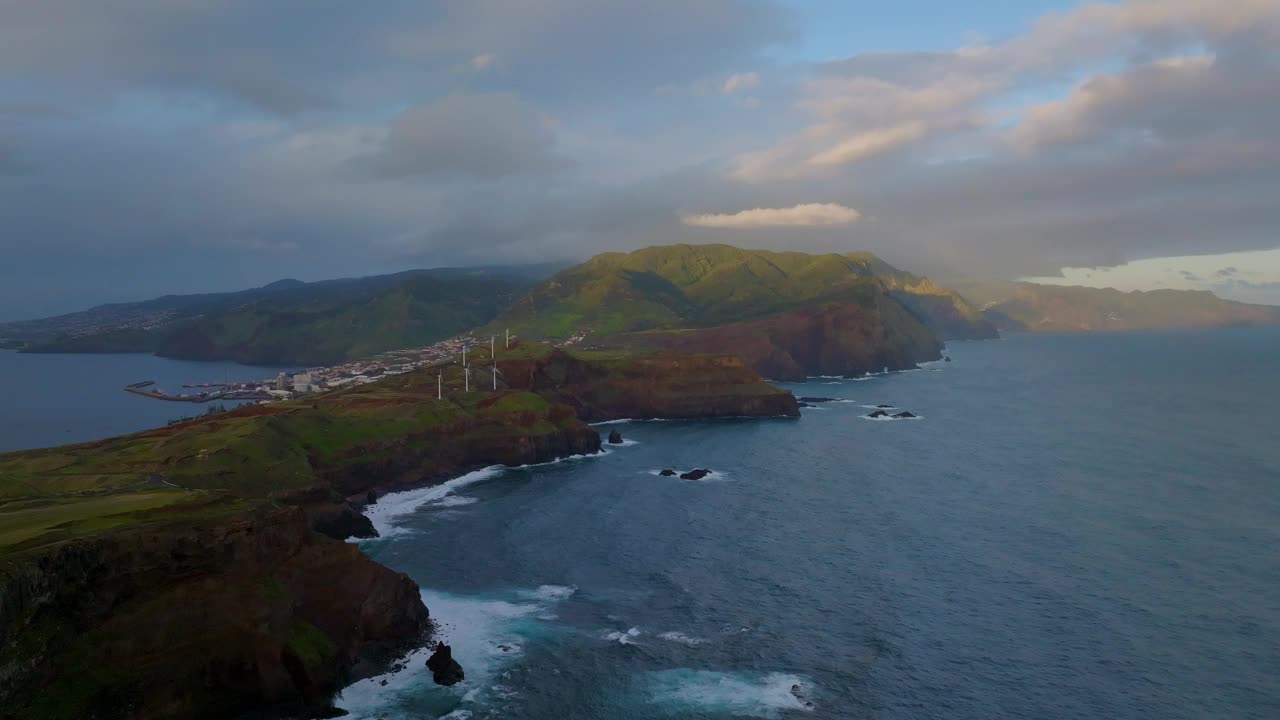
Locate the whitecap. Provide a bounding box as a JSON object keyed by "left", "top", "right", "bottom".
{"left": 519, "top": 584, "right": 578, "bottom": 602}
{"left": 431, "top": 495, "right": 479, "bottom": 508}
{"left": 657, "top": 631, "right": 707, "bottom": 647}
{"left": 337, "top": 585, "right": 575, "bottom": 719}
{"left": 591, "top": 417, "right": 673, "bottom": 425}
{"left": 641, "top": 669, "right": 815, "bottom": 717}
{"left": 359, "top": 466, "right": 505, "bottom": 539}
{"left": 511, "top": 448, "right": 607, "bottom": 469}
{"left": 859, "top": 414, "right": 923, "bottom": 422}
{"left": 603, "top": 626, "right": 642, "bottom": 645}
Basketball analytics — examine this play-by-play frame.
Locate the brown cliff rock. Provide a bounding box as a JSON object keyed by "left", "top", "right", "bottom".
{"left": 0, "top": 507, "right": 428, "bottom": 720}
{"left": 615, "top": 300, "right": 942, "bottom": 381}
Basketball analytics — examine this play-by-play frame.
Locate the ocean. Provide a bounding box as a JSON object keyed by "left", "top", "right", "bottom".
{"left": 0, "top": 350, "right": 283, "bottom": 453}
{"left": 338, "top": 328, "right": 1280, "bottom": 719}
{"left": 3, "top": 331, "right": 1277, "bottom": 719}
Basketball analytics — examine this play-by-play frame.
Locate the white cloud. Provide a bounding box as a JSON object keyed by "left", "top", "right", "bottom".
{"left": 807, "top": 122, "right": 929, "bottom": 168}
{"left": 471, "top": 53, "right": 497, "bottom": 71}
{"left": 721, "top": 71, "right": 760, "bottom": 94}
{"left": 682, "top": 202, "right": 862, "bottom": 228}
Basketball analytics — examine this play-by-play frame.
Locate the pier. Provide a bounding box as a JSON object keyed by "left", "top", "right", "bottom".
{"left": 123, "top": 385, "right": 271, "bottom": 403}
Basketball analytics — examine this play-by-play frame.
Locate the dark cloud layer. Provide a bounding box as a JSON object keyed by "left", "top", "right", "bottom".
{"left": 1, "top": 0, "right": 1279, "bottom": 320}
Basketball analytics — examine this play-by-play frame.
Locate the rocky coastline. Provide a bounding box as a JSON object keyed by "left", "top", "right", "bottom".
{"left": 0, "top": 346, "right": 797, "bottom": 719}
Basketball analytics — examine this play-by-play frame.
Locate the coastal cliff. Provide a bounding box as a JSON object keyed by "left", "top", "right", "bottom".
{"left": 491, "top": 244, "right": 983, "bottom": 380}
{"left": 615, "top": 300, "right": 943, "bottom": 381}
{"left": 0, "top": 507, "right": 427, "bottom": 720}
{"left": 0, "top": 345, "right": 794, "bottom": 718}
{"left": 500, "top": 347, "right": 801, "bottom": 419}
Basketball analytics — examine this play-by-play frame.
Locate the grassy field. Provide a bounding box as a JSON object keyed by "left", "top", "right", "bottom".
{"left": 0, "top": 349, "right": 580, "bottom": 557}
{"left": 0, "top": 490, "right": 201, "bottom": 554}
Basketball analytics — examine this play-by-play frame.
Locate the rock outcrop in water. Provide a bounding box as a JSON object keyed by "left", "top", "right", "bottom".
{"left": 608, "top": 429, "right": 623, "bottom": 444}
{"left": 425, "top": 642, "right": 465, "bottom": 686}
{"left": 680, "top": 468, "right": 713, "bottom": 481}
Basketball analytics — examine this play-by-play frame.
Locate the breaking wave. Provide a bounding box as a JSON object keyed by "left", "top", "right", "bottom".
{"left": 640, "top": 669, "right": 815, "bottom": 717}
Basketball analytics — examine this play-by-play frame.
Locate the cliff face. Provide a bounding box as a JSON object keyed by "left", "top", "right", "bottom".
{"left": 500, "top": 348, "right": 800, "bottom": 420}
{"left": 616, "top": 300, "right": 944, "bottom": 381}
{"left": 0, "top": 507, "right": 428, "bottom": 720}
{"left": 321, "top": 400, "right": 603, "bottom": 499}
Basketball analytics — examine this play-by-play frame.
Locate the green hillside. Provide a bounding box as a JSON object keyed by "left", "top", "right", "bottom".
{"left": 947, "top": 280, "right": 1280, "bottom": 332}
{"left": 496, "top": 244, "right": 995, "bottom": 340}
{"left": 21, "top": 270, "right": 534, "bottom": 365}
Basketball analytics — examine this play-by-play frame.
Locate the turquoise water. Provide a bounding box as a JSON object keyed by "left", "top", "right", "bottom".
{"left": 343, "top": 328, "right": 1280, "bottom": 719}
{"left": 0, "top": 350, "right": 283, "bottom": 452}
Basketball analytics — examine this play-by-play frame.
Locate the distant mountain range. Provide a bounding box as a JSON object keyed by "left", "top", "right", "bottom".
{"left": 946, "top": 279, "right": 1280, "bottom": 333}
{"left": 0, "top": 265, "right": 562, "bottom": 365}
{"left": 5, "top": 247, "right": 1277, "bottom": 372}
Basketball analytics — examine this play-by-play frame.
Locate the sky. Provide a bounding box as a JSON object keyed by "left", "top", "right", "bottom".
{"left": 1, "top": 0, "right": 1279, "bottom": 321}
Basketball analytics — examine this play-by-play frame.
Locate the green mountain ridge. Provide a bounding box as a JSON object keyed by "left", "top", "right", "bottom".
{"left": 7, "top": 266, "right": 559, "bottom": 365}
{"left": 498, "top": 244, "right": 997, "bottom": 338}
{"left": 492, "top": 244, "right": 997, "bottom": 379}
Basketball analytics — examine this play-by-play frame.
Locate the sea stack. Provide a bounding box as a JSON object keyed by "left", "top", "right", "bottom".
{"left": 607, "top": 429, "right": 623, "bottom": 445}
{"left": 425, "top": 642, "right": 465, "bottom": 686}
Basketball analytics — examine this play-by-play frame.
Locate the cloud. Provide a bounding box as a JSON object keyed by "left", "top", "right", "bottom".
{"left": 1012, "top": 54, "right": 1224, "bottom": 150}
{"left": 807, "top": 122, "right": 930, "bottom": 168}
{"left": 3, "top": 0, "right": 1280, "bottom": 318}
{"left": 1217, "top": 267, "right": 1239, "bottom": 277}
{"left": 682, "top": 202, "right": 861, "bottom": 228}
{"left": 355, "top": 94, "right": 563, "bottom": 180}
{"left": 722, "top": 72, "right": 760, "bottom": 94}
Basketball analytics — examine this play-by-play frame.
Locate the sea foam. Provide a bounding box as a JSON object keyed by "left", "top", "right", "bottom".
{"left": 602, "top": 626, "right": 643, "bottom": 645}
{"left": 641, "top": 669, "right": 815, "bottom": 717}
{"left": 657, "top": 631, "right": 707, "bottom": 646}
{"left": 337, "top": 585, "right": 577, "bottom": 719}
{"left": 359, "top": 466, "right": 505, "bottom": 540}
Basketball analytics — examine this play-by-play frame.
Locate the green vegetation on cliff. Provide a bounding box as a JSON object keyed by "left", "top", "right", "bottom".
{"left": 10, "top": 267, "right": 549, "bottom": 366}
{"left": 494, "top": 245, "right": 994, "bottom": 379}
{"left": 498, "top": 244, "right": 988, "bottom": 336}
{"left": 948, "top": 280, "right": 1280, "bottom": 332}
